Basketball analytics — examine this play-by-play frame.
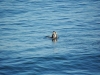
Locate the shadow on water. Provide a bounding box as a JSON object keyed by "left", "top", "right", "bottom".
{"left": 52, "top": 38, "right": 59, "bottom": 55}
{"left": 52, "top": 38, "right": 57, "bottom": 43}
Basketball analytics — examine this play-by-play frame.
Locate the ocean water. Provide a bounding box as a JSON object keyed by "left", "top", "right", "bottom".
{"left": 0, "top": 0, "right": 100, "bottom": 75}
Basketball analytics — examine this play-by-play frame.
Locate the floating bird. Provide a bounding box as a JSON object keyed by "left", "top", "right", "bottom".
{"left": 52, "top": 31, "right": 58, "bottom": 39}
{"left": 45, "top": 31, "right": 58, "bottom": 39}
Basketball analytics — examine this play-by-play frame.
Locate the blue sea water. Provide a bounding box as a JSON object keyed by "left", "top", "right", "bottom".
{"left": 0, "top": 0, "right": 100, "bottom": 75}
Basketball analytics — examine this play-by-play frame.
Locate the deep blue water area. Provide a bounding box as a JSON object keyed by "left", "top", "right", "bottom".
{"left": 0, "top": 0, "right": 100, "bottom": 75}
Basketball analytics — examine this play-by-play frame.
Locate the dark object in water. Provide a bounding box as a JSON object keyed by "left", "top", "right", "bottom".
{"left": 52, "top": 31, "right": 58, "bottom": 39}
{"left": 45, "top": 31, "right": 58, "bottom": 39}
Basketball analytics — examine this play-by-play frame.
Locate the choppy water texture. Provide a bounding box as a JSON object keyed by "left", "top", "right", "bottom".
{"left": 0, "top": 0, "right": 100, "bottom": 75}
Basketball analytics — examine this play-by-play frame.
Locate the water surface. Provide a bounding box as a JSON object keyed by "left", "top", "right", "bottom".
{"left": 0, "top": 0, "right": 100, "bottom": 75}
